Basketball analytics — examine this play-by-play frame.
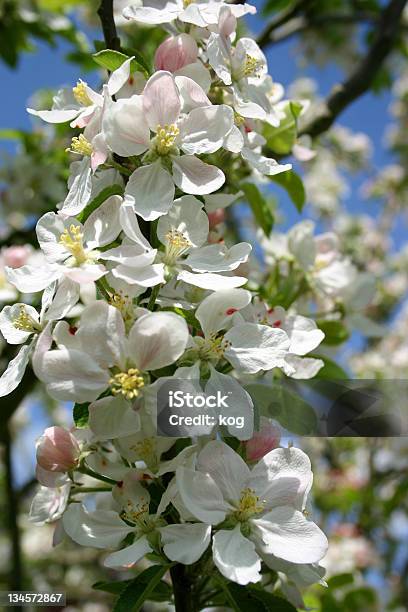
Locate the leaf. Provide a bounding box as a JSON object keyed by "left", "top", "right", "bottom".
{"left": 241, "top": 183, "right": 274, "bottom": 236}
{"left": 245, "top": 383, "right": 318, "bottom": 435}
{"left": 112, "top": 565, "right": 172, "bottom": 612}
{"left": 93, "top": 49, "right": 149, "bottom": 77}
{"left": 0, "top": 129, "right": 24, "bottom": 140}
{"left": 77, "top": 184, "right": 123, "bottom": 223}
{"left": 317, "top": 320, "right": 350, "bottom": 345}
{"left": 93, "top": 580, "right": 131, "bottom": 594}
{"left": 263, "top": 101, "right": 303, "bottom": 155}
{"left": 219, "top": 582, "right": 297, "bottom": 611}
{"left": 343, "top": 587, "right": 377, "bottom": 610}
{"left": 73, "top": 402, "right": 89, "bottom": 428}
{"left": 311, "top": 355, "right": 348, "bottom": 379}
{"left": 270, "top": 170, "right": 306, "bottom": 212}
{"left": 327, "top": 573, "right": 354, "bottom": 590}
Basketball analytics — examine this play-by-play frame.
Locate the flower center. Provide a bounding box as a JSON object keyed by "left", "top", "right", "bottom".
{"left": 109, "top": 291, "right": 135, "bottom": 330}
{"left": 197, "top": 333, "right": 228, "bottom": 362}
{"left": 183, "top": 0, "right": 195, "bottom": 7}
{"left": 13, "top": 306, "right": 41, "bottom": 333}
{"left": 110, "top": 368, "right": 145, "bottom": 400}
{"left": 59, "top": 225, "right": 87, "bottom": 265}
{"left": 244, "top": 54, "right": 263, "bottom": 77}
{"left": 234, "top": 488, "right": 264, "bottom": 522}
{"left": 72, "top": 81, "right": 93, "bottom": 106}
{"left": 155, "top": 124, "right": 179, "bottom": 155}
{"left": 164, "top": 229, "right": 192, "bottom": 263}
{"left": 67, "top": 134, "right": 93, "bottom": 157}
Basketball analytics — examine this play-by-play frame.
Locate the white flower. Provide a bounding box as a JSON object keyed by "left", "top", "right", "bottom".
{"left": 29, "top": 480, "right": 71, "bottom": 525}
{"left": 177, "top": 440, "right": 328, "bottom": 585}
{"left": 63, "top": 474, "right": 211, "bottom": 568}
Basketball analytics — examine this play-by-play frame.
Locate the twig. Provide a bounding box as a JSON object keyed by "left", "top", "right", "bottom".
{"left": 300, "top": 0, "right": 407, "bottom": 139}
{"left": 97, "top": 0, "right": 121, "bottom": 51}
{"left": 256, "top": 0, "right": 313, "bottom": 49}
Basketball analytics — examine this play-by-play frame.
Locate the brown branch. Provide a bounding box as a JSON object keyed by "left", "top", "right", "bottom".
{"left": 300, "top": 0, "right": 407, "bottom": 139}
{"left": 256, "top": 0, "right": 314, "bottom": 49}
{"left": 97, "top": 0, "right": 121, "bottom": 51}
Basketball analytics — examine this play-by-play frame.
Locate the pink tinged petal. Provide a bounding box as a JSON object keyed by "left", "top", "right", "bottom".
{"left": 160, "top": 523, "right": 211, "bottom": 564}
{"left": 0, "top": 344, "right": 32, "bottom": 397}
{"left": 91, "top": 134, "right": 109, "bottom": 171}
{"left": 172, "top": 156, "right": 225, "bottom": 195}
{"left": 32, "top": 322, "right": 53, "bottom": 380}
{"left": 89, "top": 396, "right": 141, "bottom": 441}
{"left": 35, "top": 465, "right": 68, "bottom": 488}
{"left": 6, "top": 264, "right": 60, "bottom": 293}
{"left": 63, "top": 264, "right": 107, "bottom": 284}
{"left": 174, "top": 75, "right": 211, "bottom": 112}
{"left": 129, "top": 311, "right": 188, "bottom": 370}
{"left": 176, "top": 467, "right": 229, "bottom": 524}
{"left": 107, "top": 56, "right": 134, "bottom": 96}
{"left": 219, "top": 6, "right": 237, "bottom": 38}
{"left": 197, "top": 440, "right": 250, "bottom": 501}
{"left": 36, "top": 426, "right": 80, "bottom": 472}
{"left": 83, "top": 195, "right": 122, "bottom": 249}
{"left": 250, "top": 447, "right": 313, "bottom": 510}
{"left": 177, "top": 270, "right": 247, "bottom": 290}
{"left": 251, "top": 506, "right": 328, "bottom": 564}
{"left": 27, "top": 107, "right": 80, "bottom": 123}
{"left": 143, "top": 71, "right": 181, "bottom": 130}
{"left": 180, "top": 105, "right": 234, "bottom": 155}
{"left": 224, "top": 323, "right": 291, "bottom": 374}
{"left": 213, "top": 526, "right": 262, "bottom": 585}
{"left": 30, "top": 484, "right": 70, "bottom": 524}
{"left": 70, "top": 105, "right": 95, "bottom": 129}
{"left": 155, "top": 34, "right": 198, "bottom": 72}
{"left": 195, "top": 289, "right": 252, "bottom": 336}
{"left": 120, "top": 203, "right": 152, "bottom": 250}
{"left": 102, "top": 96, "right": 150, "bottom": 156}
{"left": 244, "top": 420, "right": 281, "bottom": 462}
{"left": 104, "top": 536, "right": 152, "bottom": 569}
{"left": 124, "top": 162, "right": 175, "bottom": 221}
{"left": 63, "top": 504, "right": 133, "bottom": 549}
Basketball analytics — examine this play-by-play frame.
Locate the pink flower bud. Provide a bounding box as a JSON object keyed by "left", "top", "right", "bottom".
{"left": 2, "top": 245, "right": 31, "bottom": 268}
{"left": 244, "top": 420, "right": 281, "bottom": 461}
{"left": 208, "top": 208, "right": 226, "bottom": 229}
{"left": 36, "top": 426, "right": 80, "bottom": 472}
{"left": 154, "top": 34, "right": 198, "bottom": 73}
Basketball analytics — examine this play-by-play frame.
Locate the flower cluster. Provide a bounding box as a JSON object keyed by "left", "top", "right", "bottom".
{"left": 0, "top": 1, "right": 332, "bottom": 605}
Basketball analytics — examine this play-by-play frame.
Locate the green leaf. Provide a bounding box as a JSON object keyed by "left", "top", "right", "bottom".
{"left": 73, "top": 403, "right": 89, "bottom": 428}
{"left": 112, "top": 565, "right": 172, "bottom": 612}
{"left": 270, "top": 170, "right": 306, "bottom": 212}
{"left": 245, "top": 383, "right": 318, "bottom": 435}
{"left": 93, "top": 580, "right": 131, "bottom": 594}
{"left": 317, "top": 320, "right": 350, "bottom": 346}
{"left": 343, "top": 587, "right": 377, "bottom": 610}
{"left": 77, "top": 184, "right": 123, "bottom": 223}
{"left": 0, "top": 129, "right": 24, "bottom": 140}
{"left": 219, "top": 582, "right": 297, "bottom": 611}
{"left": 263, "top": 101, "right": 303, "bottom": 155}
{"left": 93, "top": 49, "right": 149, "bottom": 77}
{"left": 311, "top": 355, "right": 348, "bottom": 379}
{"left": 327, "top": 573, "right": 354, "bottom": 590}
{"left": 241, "top": 183, "right": 274, "bottom": 236}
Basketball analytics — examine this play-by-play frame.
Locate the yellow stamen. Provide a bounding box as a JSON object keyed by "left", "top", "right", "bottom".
{"left": 244, "top": 54, "right": 263, "bottom": 77}
{"left": 155, "top": 124, "right": 179, "bottom": 155}
{"left": 164, "top": 229, "right": 192, "bottom": 263}
{"left": 109, "top": 291, "right": 134, "bottom": 329}
{"left": 13, "top": 306, "right": 41, "bottom": 333}
{"left": 59, "top": 224, "right": 87, "bottom": 264}
{"left": 234, "top": 112, "right": 245, "bottom": 127}
{"left": 183, "top": 0, "right": 195, "bottom": 7}
{"left": 110, "top": 368, "right": 145, "bottom": 400}
{"left": 67, "top": 134, "right": 93, "bottom": 157}
{"left": 72, "top": 81, "right": 93, "bottom": 106}
{"left": 234, "top": 488, "right": 264, "bottom": 521}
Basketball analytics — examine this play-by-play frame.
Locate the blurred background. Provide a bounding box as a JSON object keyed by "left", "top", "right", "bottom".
{"left": 0, "top": 0, "right": 408, "bottom": 610}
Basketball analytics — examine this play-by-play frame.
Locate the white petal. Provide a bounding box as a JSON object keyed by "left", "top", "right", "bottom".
{"left": 63, "top": 504, "right": 132, "bottom": 548}
{"left": 143, "top": 70, "right": 181, "bottom": 129}
{"left": 129, "top": 311, "right": 188, "bottom": 370}
{"left": 204, "top": 191, "right": 243, "bottom": 213}
{"left": 45, "top": 278, "right": 81, "bottom": 321}
{"left": 83, "top": 195, "right": 122, "bottom": 248}
{"left": 175, "top": 62, "right": 212, "bottom": 93}
{"left": 251, "top": 507, "right": 328, "bottom": 564}
{"left": 0, "top": 344, "right": 32, "bottom": 397}
{"left": 89, "top": 396, "right": 141, "bottom": 441}
{"left": 224, "top": 124, "right": 244, "bottom": 153}
{"left": 241, "top": 148, "right": 292, "bottom": 176}
{"left": 177, "top": 270, "right": 247, "bottom": 290}
{"left": 103, "top": 95, "right": 150, "bottom": 156}
{"left": 112, "top": 262, "right": 164, "bottom": 287}
{"left": 197, "top": 440, "right": 250, "bottom": 501}
{"left": 104, "top": 536, "right": 152, "bottom": 568}
{"left": 160, "top": 523, "right": 211, "bottom": 564}
{"left": 157, "top": 195, "right": 208, "bottom": 248}
{"left": 285, "top": 315, "right": 324, "bottom": 356}
{"left": 224, "top": 323, "right": 290, "bottom": 374}
{"left": 174, "top": 75, "right": 211, "bottom": 113}
{"left": 206, "top": 369, "right": 254, "bottom": 440}
{"left": 120, "top": 202, "right": 152, "bottom": 249}
{"left": 76, "top": 301, "right": 126, "bottom": 369}
{"left": 60, "top": 157, "right": 92, "bottom": 216}
{"left": 29, "top": 484, "right": 70, "bottom": 524}
{"left": 206, "top": 32, "right": 232, "bottom": 85}
{"left": 0, "top": 304, "right": 39, "bottom": 344}
{"left": 185, "top": 242, "right": 251, "bottom": 272}
{"left": 196, "top": 289, "right": 251, "bottom": 336}
{"left": 172, "top": 155, "right": 225, "bottom": 195}
{"left": 285, "top": 355, "right": 324, "bottom": 380}
{"left": 27, "top": 107, "right": 80, "bottom": 123}
{"left": 123, "top": 3, "right": 180, "bottom": 25}
{"left": 36, "top": 213, "right": 81, "bottom": 262}
{"left": 176, "top": 466, "right": 229, "bottom": 524}
{"left": 125, "top": 162, "right": 174, "bottom": 221}
{"left": 213, "top": 526, "right": 261, "bottom": 585}
{"left": 107, "top": 56, "right": 134, "bottom": 96}
{"left": 180, "top": 105, "right": 234, "bottom": 155}
{"left": 6, "top": 264, "right": 60, "bottom": 293}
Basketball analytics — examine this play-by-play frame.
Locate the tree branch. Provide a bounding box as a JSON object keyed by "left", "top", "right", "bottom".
{"left": 97, "top": 0, "right": 121, "bottom": 51}
{"left": 256, "top": 0, "right": 313, "bottom": 49}
{"left": 300, "top": 0, "right": 407, "bottom": 139}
